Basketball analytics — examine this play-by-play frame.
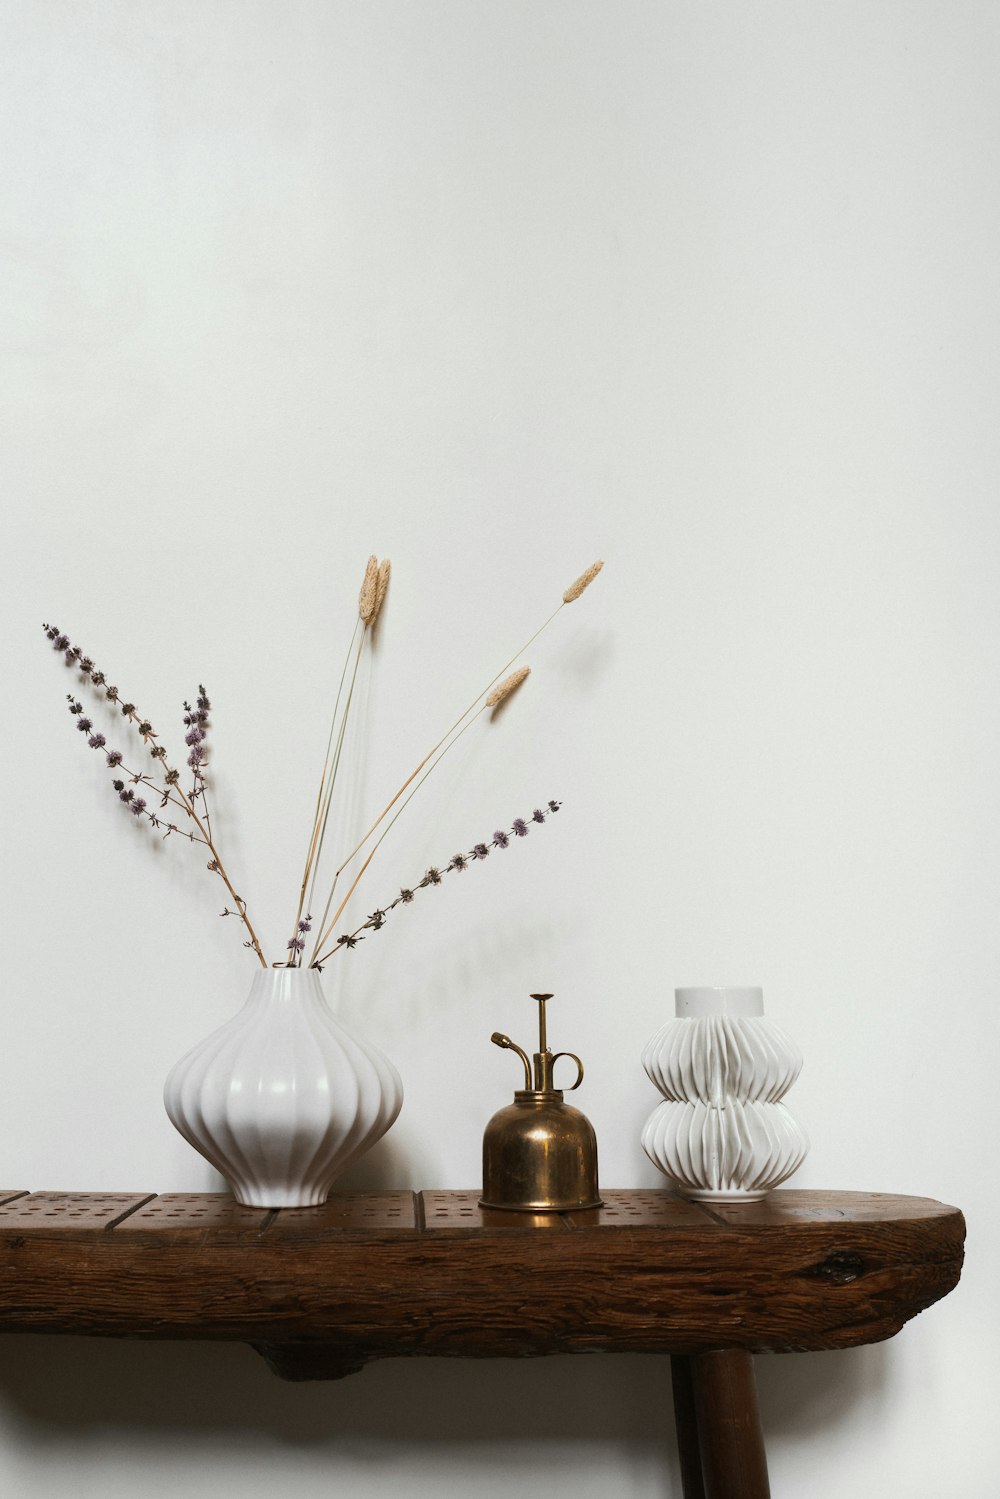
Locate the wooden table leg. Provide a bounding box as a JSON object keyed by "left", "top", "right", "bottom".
{"left": 689, "top": 1349, "right": 770, "bottom": 1499}
{"left": 671, "top": 1356, "right": 707, "bottom": 1499}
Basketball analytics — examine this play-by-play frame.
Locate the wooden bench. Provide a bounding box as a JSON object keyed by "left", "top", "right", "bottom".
{"left": 0, "top": 1188, "right": 964, "bottom": 1498}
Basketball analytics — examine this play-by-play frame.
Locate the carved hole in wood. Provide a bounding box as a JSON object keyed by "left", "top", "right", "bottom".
{"left": 810, "top": 1251, "right": 867, "bottom": 1285}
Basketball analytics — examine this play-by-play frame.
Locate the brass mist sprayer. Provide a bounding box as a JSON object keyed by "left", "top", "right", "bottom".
{"left": 481, "top": 991, "right": 600, "bottom": 1213}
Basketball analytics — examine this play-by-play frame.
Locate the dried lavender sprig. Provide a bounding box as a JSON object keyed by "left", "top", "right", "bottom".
{"left": 110, "top": 776, "right": 208, "bottom": 844}
{"left": 43, "top": 623, "right": 267, "bottom": 967}
{"left": 183, "top": 686, "right": 213, "bottom": 840}
{"left": 311, "top": 801, "right": 561, "bottom": 967}
{"left": 66, "top": 693, "right": 191, "bottom": 819}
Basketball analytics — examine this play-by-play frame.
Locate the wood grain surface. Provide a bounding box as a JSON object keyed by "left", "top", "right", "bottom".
{"left": 0, "top": 1189, "right": 964, "bottom": 1381}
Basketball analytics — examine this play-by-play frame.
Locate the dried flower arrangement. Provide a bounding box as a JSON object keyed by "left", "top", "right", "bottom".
{"left": 42, "top": 559, "right": 603, "bottom": 970}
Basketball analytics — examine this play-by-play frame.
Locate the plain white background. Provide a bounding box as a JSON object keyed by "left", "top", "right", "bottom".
{"left": 2, "top": 2, "right": 997, "bottom": 1494}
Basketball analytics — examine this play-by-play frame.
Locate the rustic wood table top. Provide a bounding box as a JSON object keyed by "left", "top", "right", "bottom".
{"left": 0, "top": 1186, "right": 963, "bottom": 1378}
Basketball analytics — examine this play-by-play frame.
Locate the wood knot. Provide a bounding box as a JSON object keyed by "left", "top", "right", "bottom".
{"left": 809, "top": 1250, "right": 866, "bottom": 1285}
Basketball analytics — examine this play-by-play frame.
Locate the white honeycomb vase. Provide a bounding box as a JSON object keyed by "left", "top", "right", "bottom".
{"left": 164, "top": 968, "right": 403, "bottom": 1208}
{"left": 641, "top": 986, "right": 808, "bottom": 1202}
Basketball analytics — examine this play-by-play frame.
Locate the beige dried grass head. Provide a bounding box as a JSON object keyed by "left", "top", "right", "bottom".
{"left": 562, "top": 560, "right": 604, "bottom": 603}
{"left": 358, "top": 555, "right": 379, "bottom": 623}
{"left": 486, "top": 665, "right": 531, "bottom": 709}
{"left": 372, "top": 558, "right": 391, "bottom": 624}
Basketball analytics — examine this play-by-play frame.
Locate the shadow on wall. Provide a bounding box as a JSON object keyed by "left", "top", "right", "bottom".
{"left": 0, "top": 1333, "right": 891, "bottom": 1474}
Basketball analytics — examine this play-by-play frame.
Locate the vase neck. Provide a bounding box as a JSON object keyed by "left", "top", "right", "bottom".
{"left": 247, "top": 968, "right": 327, "bottom": 1006}
{"left": 674, "top": 986, "right": 763, "bottom": 1019}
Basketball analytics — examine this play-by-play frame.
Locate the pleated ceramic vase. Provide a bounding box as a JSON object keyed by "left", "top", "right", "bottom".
{"left": 164, "top": 968, "right": 403, "bottom": 1208}
{"left": 641, "top": 986, "right": 808, "bottom": 1202}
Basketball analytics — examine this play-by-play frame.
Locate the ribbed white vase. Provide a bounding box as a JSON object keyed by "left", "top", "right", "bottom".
{"left": 641, "top": 986, "right": 808, "bottom": 1202}
{"left": 164, "top": 968, "right": 403, "bottom": 1208}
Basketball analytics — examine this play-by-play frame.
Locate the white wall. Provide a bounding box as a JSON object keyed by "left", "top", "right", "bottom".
{"left": 2, "top": 3, "right": 996, "bottom": 1494}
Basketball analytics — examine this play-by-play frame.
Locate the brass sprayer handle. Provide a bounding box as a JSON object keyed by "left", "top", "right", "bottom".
{"left": 550, "top": 1051, "right": 584, "bottom": 1091}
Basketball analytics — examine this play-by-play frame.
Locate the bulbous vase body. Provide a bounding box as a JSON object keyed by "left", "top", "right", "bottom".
{"left": 164, "top": 968, "right": 403, "bottom": 1208}
{"left": 641, "top": 986, "right": 808, "bottom": 1202}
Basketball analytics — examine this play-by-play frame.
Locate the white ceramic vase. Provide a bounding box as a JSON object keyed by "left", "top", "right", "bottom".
{"left": 641, "top": 986, "right": 808, "bottom": 1202}
{"left": 164, "top": 968, "right": 403, "bottom": 1208}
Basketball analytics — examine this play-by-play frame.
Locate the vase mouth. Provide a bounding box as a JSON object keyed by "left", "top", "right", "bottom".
{"left": 248, "top": 966, "right": 326, "bottom": 997}
{"left": 674, "top": 986, "right": 763, "bottom": 1018}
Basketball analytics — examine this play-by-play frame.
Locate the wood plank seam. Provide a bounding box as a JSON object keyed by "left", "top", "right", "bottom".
{"left": 103, "top": 1194, "right": 159, "bottom": 1231}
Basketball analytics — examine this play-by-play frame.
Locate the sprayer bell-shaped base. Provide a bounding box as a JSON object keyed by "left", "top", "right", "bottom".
{"left": 481, "top": 1090, "right": 602, "bottom": 1213}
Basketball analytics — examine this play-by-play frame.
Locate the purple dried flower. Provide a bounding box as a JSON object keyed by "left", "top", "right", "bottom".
{"left": 425, "top": 866, "right": 442, "bottom": 885}
{"left": 130, "top": 797, "right": 147, "bottom": 816}
{"left": 120, "top": 702, "right": 135, "bottom": 717}
{"left": 298, "top": 917, "right": 312, "bottom": 933}
{"left": 449, "top": 853, "right": 468, "bottom": 872}
{"left": 105, "top": 685, "right": 119, "bottom": 703}
{"left": 512, "top": 818, "right": 529, "bottom": 837}
{"left": 68, "top": 698, "right": 82, "bottom": 714}
{"left": 79, "top": 657, "right": 94, "bottom": 676}
{"left": 493, "top": 829, "right": 510, "bottom": 849}
{"left": 88, "top": 733, "right": 106, "bottom": 749}
{"left": 185, "top": 727, "right": 205, "bottom": 746}
{"left": 64, "top": 650, "right": 77, "bottom": 666}
{"left": 91, "top": 670, "right": 105, "bottom": 687}
{"left": 187, "top": 745, "right": 205, "bottom": 768}
{"left": 106, "top": 749, "right": 123, "bottom": 767}
{"left": 399, "top": 888, "right": 414, "bottom": 903}
{"left": 531, "top": 808, "right": 546, "bottom": 824}
{"left": 471, "top": 843, "right": 490, "bottom": 860}
{"left": 120, "top": 788, "right": 133, "bottom": 803}
{"left": 112, "top": 779, "right": 125, "bottom": 792}
{"left": 76, "top": 717, "right": 92, "bottom": 733}
{"left": 548, "top": 800, "right": 561, "bottom": 814}
{"left": 287, "top": 937, "right": 305, "bottom": 954}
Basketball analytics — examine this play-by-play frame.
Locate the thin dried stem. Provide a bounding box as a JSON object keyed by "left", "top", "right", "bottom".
{"left": 174, "top": 781, "right": 267, "bottom": 967}
{"left": 328, "top": 604, "right": 565, "bottom": 890}
{"left": 288, "top": 617, "right": 363, "bottom": 951}
{"left": 302, "top": 624, "right": 368, "bottom": 951}
{"left": 309, "top": 703, "right": 489, "bottom": 963}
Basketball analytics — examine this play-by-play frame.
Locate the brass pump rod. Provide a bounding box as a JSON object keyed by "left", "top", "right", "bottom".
{"left": 531, "top": 993, "right": 554, "bottom": 1055}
